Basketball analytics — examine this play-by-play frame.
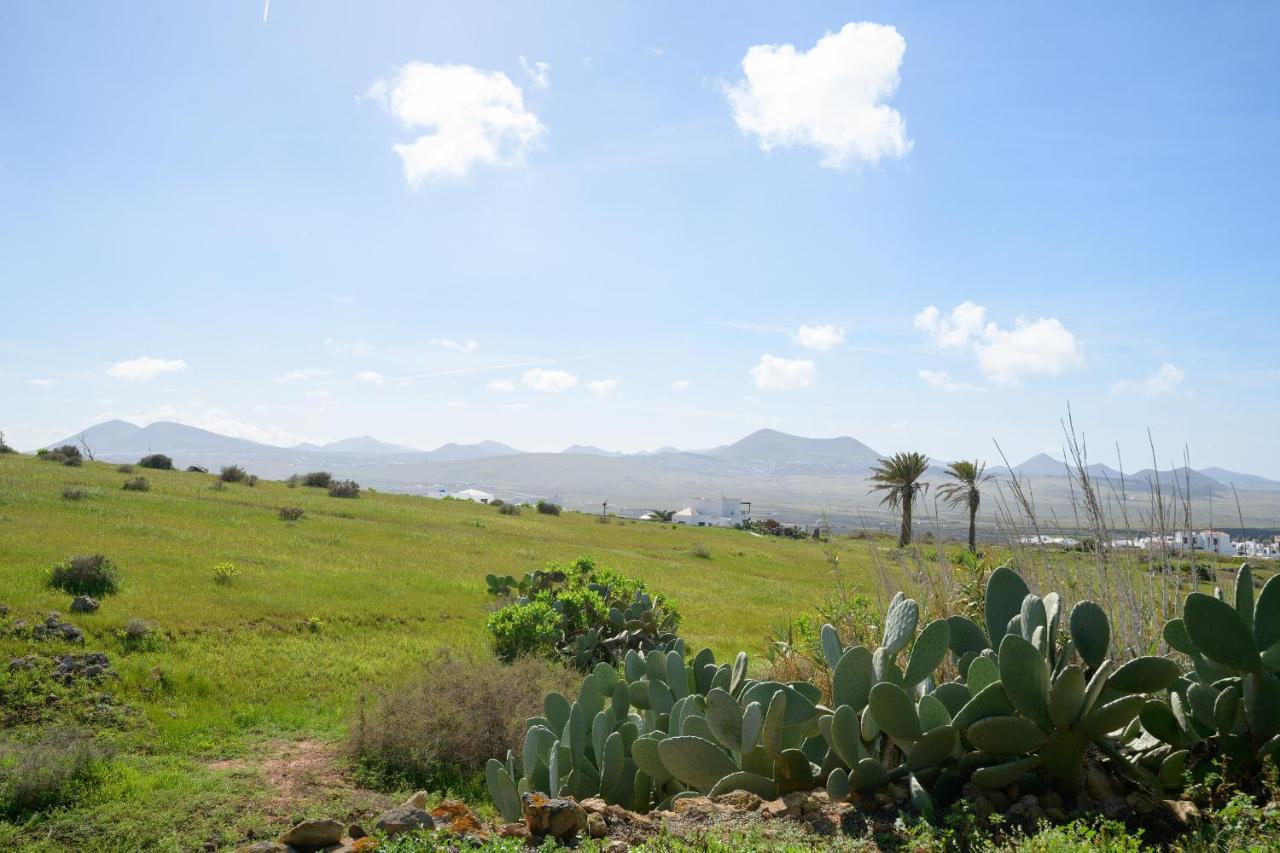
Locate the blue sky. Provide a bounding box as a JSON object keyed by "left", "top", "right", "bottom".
{"left": 2, "top": 2, "right": 1278, "bottom": 474}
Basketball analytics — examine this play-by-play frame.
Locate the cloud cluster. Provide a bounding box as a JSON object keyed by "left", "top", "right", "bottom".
{"left": 354, "top": 371, "right": 386, "bottom": 386}
{"left": 586, "top": 378, "right": 620, "bottom": 398}
{"left": 522, "top": 368, "right": 577, "bottom": 392}
{"left": 367, "top": 62, "right": 546, "bottom": 186}
{"left": 793, "top": 323, "right": 846, "bottom": 351}
{"left": 433, "top": 337, "right": 479, "bottom": 353}
{"left": 1110, "top": 363, "right": 1185, "bottom": 398}
{"left": 106, "top": 357, "right": 188, "bottom": 381}
{"left": 750, "top": 354, "right": 816, "bottom": 390}
{"left": 917, "top": 369, "right": 983, "bottom": 393}
{"left": 724, "top": 22, "right": 911, "bottom": 169}
{"left": 914, "top": 302, "right": 1083, "bottom": 386}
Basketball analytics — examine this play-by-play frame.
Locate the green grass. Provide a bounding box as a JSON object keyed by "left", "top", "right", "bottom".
{"left": 0, "top": 454, "right": 882, "bottom": 849}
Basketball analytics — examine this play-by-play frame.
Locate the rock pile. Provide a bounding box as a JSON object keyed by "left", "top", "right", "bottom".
{"left": 33, "top": 612, "right": 84, "bottom": 643}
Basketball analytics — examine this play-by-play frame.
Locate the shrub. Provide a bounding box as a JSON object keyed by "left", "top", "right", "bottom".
{"left": 691, "top": 543, "right": 712, "bottom": 559}
{"left": 0, "top": 728, "right": 111, "bottom": 820}
{"left": 219, "top": 465, "right": 246, "bottom": 483}
{"left": 212, "top": 562, "right": 240, "bottom": 585}
{"left": 42, "top": 445, "right": 82, "bottom": 467}
{"left": 497, "top": 502, "right": 521, "bottom": 516}
{"left": 117, "top": 619, "right": 164, "bottom": 653}
{"left": 137, "top": 454, "right": 173, "bottom": 470}
{"left": 278, "top": 506, "right": 305, "bottom": 522}
{"left": 328, "top": 479, "right": 360, "bottom": 499}
{"left": 244, "top": 474, "right": 259, "bottom": 487}
{"left": 47, "top": 554, "right": 119, "bottom": 597}
{"left": 348, "top": 648, "right": 578, "bottom": 792}
{"left": 116, "top": 464, "right": 134, "bottom": 474}
{"left": 210, "top": 480, "right": 226, "bottom": 492}
{"left": 185, "top": 465, "right": 208, "bottom": 474}
{"left": 285, "top": 474, "right": 301, "bottom": 488}
{"left": 121, "top": 476, "right": 150, "bottom": 492}
{"left": 61, "top": 487, "right": 89, "bottom": 501}
{"left": 485, "top": 555, "right": 681, "bottom": 669}
{"left": 0, "top": 431, "right": 14, "bottom": 454}
{"left": 301, "top": 471, "right": 333, "bottom": 488}
{"left": 536, "top": 499, "right": 561, "bottom": 516}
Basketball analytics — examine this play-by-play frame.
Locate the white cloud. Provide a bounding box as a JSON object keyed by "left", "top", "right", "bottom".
{"left": 914, "top": 302, "right": 1083, "bottom": 386}
{"left": 93, "top": 404, "right": 304, "bottom": 447}
{"left": 793, "top": 323, "right": 846, "bottom": 351}
{"left": 324, "top": 338, "right": 373, "bottom": 356}
{"left": 522, "top": 368, "right": 577, "bottom": 392}
{"left": 486, "top": 379, "right": 516, "bottom": 392}
{"left": 917, "top": 369, "right": 984, "bottom": 393}
{"left": 106, "top": 356, "right": 188, "bottom": 381}
{"left": 367, "top": 61, "right": 546, "bottom": 186}
{"left": 913, "top": 302, "right": 987, "bottom": 348}
{"left": 750, "top": 354, "right": 816, "bottom": 390}
{"left": 277, "top": 368, "right": 331, "bottom": 382}
{"left": 976, "top": 318, "right": 1083, "bottom": 385}
{"left": 723, "top": 22, "right": 912, "bottom": 169}
{"left": 519, "top": 56, "right": 551, "bottom": 89}
{"left": 671, "top": 379, "right": 691, "bottom": 391}
{"left": 27, "top": 378, "right": 58, "bottom": 387}
{"left": 432, "top": 337, "right": 479, "bottom": 353}
{"left": 447, "top": 400, "right": 470, "bottom": 409}
{"left": 586, "top": 378, "right": 620, "bottom": 398}
{"left": 354, "top": 371, "right": 386, "bottom": 386}
{"left": 1110, "top": 363, "right": 1185, "bottom": 398}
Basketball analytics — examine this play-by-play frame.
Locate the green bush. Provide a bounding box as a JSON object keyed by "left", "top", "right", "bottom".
{"left": 117, "top": 619, "right": 165, "bottom": 653}
{"left": 536, "top": 499, "right": 561, "bottom": 516}
{"left": 137, "top": 454, "right": 173, "bottom": 470}
{"left": 219, "top": 465, "right": 246, "bottom": 483}
{"left": 121, "top": 476, "right": 150, "bottom": 492}
{"left": 61, "top": 487, "right": 89, "bottom": 501}
{"left": 486, "top": 600, "right": 561, "bottom": 663}
{"left": 497, "top": 502, "right": 520, "bottom": 516}
{"left": 0, "top": 728, "right": 111, "bottom": 820}
{"left": 278, "top": 506, "right": 305, "bottom": 522}
{"left": 116, "top": 463, "right": 134, "bottom": 474}
{"left": 0, "top": 431, "right": 14, "bottom": 454}
{"left": 328, "top": 479, "right": 360, "bottom": 498}
{"left": 42, "top": 445, "right": 82, "bottom": 466}
{"left": 691, "top": 543, "right": 712, "bottom": 559}
{"left": 348, "top": 648, "right": 578, "bottom": 793}
{"left": 212, "top": 562, "right": 240, "bottom": 585}
{"left": 301, "top": 471, "right": 333, "bottom": 488}
{"left": 47, "top": 554, "right": 120, "bottom": 597}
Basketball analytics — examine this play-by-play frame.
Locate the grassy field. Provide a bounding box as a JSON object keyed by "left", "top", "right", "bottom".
{"left": 0, "top": 453, "right": 885, "bottom": 850}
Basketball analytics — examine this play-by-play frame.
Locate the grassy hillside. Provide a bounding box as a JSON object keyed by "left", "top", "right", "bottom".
{"left": 0, "top": 454, "right": 881, "bottom": 849}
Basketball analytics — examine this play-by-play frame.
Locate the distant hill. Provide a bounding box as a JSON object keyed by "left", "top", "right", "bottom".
{"left": 319, "top": 436, "right": 420, "bottom": 455}
{"left": 425, "top": 440, "right": 522, "bottom": 461}
{"left": 562, "top": 445, "right": 621, "bottom": 457}
{"left": 51, "top": 420, "right": 269, "bottom": 457}
{"left": 1201, "top": 467, "right": 1280, "bottom": 493}
{"left": 708, "top": 428, "right": 881, "bottom": 470}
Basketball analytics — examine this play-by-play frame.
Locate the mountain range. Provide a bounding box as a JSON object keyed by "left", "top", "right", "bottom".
{"left": 41, "top": 420, "right": 1280, "bottom": 528}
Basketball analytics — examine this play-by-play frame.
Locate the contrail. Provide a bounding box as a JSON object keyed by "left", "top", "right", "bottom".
{"left": 263, "top": 0, "right": 270, "bottom": 22}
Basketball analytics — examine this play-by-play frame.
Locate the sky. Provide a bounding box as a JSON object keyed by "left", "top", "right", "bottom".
{"left": 2, "top": 2, "right": 1278, "bottom": 475}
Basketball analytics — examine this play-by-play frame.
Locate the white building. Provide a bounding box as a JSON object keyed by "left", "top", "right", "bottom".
{"left": 451, "top": 488, "right": 495, "bottom": 504}
{"left": 672, "top": 496, "right": 744, "bottom": 528}
{"left": 1152, "top": 530, "right": 1236, "bottom": 556}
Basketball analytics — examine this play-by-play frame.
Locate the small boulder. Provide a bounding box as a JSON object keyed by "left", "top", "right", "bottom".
{"left": 277, "top": 818, "right": 345, "bottom": 848}
{"left": 70, "top": 596, "right": 100, "bottom": 613}
{"left": 403, "top": 790, "right": 429, "bottom": 809}
{"left": 760, "top": 798, "right": 791, "bottom": 820}
{"left": 236, "top": 842, "right": 288, "bottom": 852}
{"left": 375, "top": 805, "right": 434, "bottom": 837}
{"left": 347, "top": 823, "right": 366, "bottom": 839}
{"left": 713, "top": 790, "right": 762, "bottom": 812}
{"left": 522, "top": 792, "right": 586, "bottom": 841}
{"left": 587, "top": 812, "right": 607, "bottom": 839}
{"left": 497, "top": 822, "right": 530, "bottom": 840}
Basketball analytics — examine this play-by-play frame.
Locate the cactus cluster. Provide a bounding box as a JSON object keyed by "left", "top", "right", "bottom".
{"left": 491, "top": 562, "right": 1279, "bottom": 820}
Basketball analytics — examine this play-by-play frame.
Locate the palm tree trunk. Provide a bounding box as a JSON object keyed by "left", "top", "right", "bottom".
{"left": 900, "top": 494, "right": 913, "bottom": 547}
{"left": 968, "top": 493, "right": 978, "bottom": 553}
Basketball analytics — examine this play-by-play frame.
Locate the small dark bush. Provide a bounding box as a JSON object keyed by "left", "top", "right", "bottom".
{"left": 536, "top": 499, "right": 561, "bottom": 516}
{"left": 348, "top": 649, "right": 578, "bottom": 792}
{"left": 42, "top": 445, "right": 83, "bottom": 466}
{"left": 244, "top": 474, "right": 259, "bottom": 487}
{"left": 328, "top": 479, "right": 360, "bottom": 499}
{"left": 210, "top": 480, "right": 225, "bottom": 492}
{"left": 116, "top": 619, "right": 164, "bottom": 653}
{"left": 219, "top": 465, "right": 246, "bottom": 483}
{"left": 691, "top": 543, "right": 712, "bottom": 559}
{"left": 0, "top": 727, "right": 111, "bottom": 820}
{"left": 301, "top": 471, "right": 333, "bottom": 488}
{"left": 121, "top": 476, "right": 150, "bottom": 492}
{"left": 185, "top": 465, "right": 208, "bottom": 474}
{"left": 116, "top": 464, "right": 134, "bottom": 474}
{"left": 137, "top": 454, "right": 173, "bottom": 470}
{"left": 47, "top": 554, "right": 119, "bottom": 597}
{"left": 497, "top": 502, "right": 520, "bottom": 516}
{"left": 61, "top": 487, "right": 89, "bottom": 501}
{"left": 285, "top": 475, "right": 301, "bottom": 488}
{"left": 0, "top": 431, "right": 14, "bottom": 454}
{"left": 278, "top": 506, "right": 305, "bottom": 522}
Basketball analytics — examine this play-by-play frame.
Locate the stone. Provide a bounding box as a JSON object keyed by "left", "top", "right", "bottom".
{"left": 497, "top": 822, "right": 530, "bottom": 840}
{"left": 712, "top": 790, "right": 762, "bottom": 812}
{"left": 374, "top": 805, "right": 434, "bottom": 837}
{"left": 580, "top": 797, "right": 609, "bottom": 814}
{"left": 278, "top": 818, "right": 345, "bottom": 848}
{"left": 1166, "top": 799, "right": 1201, "bottom": 826}
{"left": 34, "top": 613, "right": 83, "bottom": 643}
{"left": 1101, "top": 795, "right": 1129, "bottom": 820}
{"left": 70, "top": 596, "right": 99, "bottom": 613}
{"left": 587, "top": 812, "right": 608, "bottom": 838}
{"left": 403, "top": 790, "right": 429, "bottom": 809}
{"left": 431, "top": 799, "right": 483, "bottom": 836}
{"left": 521, "top": 792, "right": 585, "bottom": 840}
{"left": 781, "top": 791, "right": 808, "bottom": 816}
{"left": 672, "top": 796, "right": 719, "bottom": 819}
{"left": 346, "top": 824, "right": 366, "bottom": 840}
{"left": 604, "top": 842, "right": 629, "bottom": 853}
{"left": 760, "top": 798, "right": 791, "bottom": 820}
{"left": 1085, "top": 766, "right": 1115, "bottom": 800}
{"left": 237, "top": 843, "right": 288, "bottom": 852}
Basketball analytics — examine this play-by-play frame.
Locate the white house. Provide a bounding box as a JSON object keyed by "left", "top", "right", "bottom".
{"left": 672, "top": 497, "right": 744, "bottom": 528}
{"left": 451, "top": 488, "right": 496, "bottom": 504}
{"left": 1154, "top": 530, "right": 1235, "bottom": 556}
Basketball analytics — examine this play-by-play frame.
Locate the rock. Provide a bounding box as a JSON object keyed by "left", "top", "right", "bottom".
{"left": 760, "top": 798, "right": 791, "bottom": 820}
{"left": 70, "top": 596, "right": 99, "bottom": 613}
{"left": 604, "top": 842, "right": 629, "bottom": 853}
{"left": 580, "top": 797, "right": 609, "bottom": 814}
{"left": 522, "top": 792, "right": 586, "bottom": 840}
{"left": 1166, "top": 799, "right": 1201, "bottom": 826}
{"left": 497, "top": 822, "right": 530, "bottom": 840}
{"left": 587, "top": 812, "right": 608, "bottom": 838}
{"left": 34, "top": 613, "right": 83, "bottom": 643}
{"left": 51, "top": 652, "right": 112, "bottom": 682}
{"left": 431, "top": 799, "right": 484, "bottom": 836}
{"left": 346, "top": 824, "right": 366, "bottom": 840}
{"left": 781, "top": 791, "right": 808, "bottom": 816}
{"left": 403, "top": 790, "right": 429, "bottom": 809}
{"left": 672, "top": 796, "right": 720, "bottom": 820}
{"left": 374, "top": 805, "right": 434, "bottom": 837}
{"left": 1101, "top": 795, "right": 1129, "bottom": 820}
{"left": 278, "top": 818, "right": 345, "bottom": 848}
{"left": 1085, "top": 766, "right": 1115, "bottom": 800}
{"left": 237, "top": 842, "right": 288, "bottom": 852}
{"left": 1126, "top": 791, "right": 1158, "bottom": 816}
{"left": 713, "top": 790, "right": 762, "bottom": 812}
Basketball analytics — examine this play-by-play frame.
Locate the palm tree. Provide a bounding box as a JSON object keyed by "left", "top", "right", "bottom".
{"left": 646, "top": 509, "right": 675, "bottom": 522}
{"left": 938, "top": 460, "right": 992, "bottom": 554}
{"left": 869, "top": 452, "right": 931, "bottom": 547}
